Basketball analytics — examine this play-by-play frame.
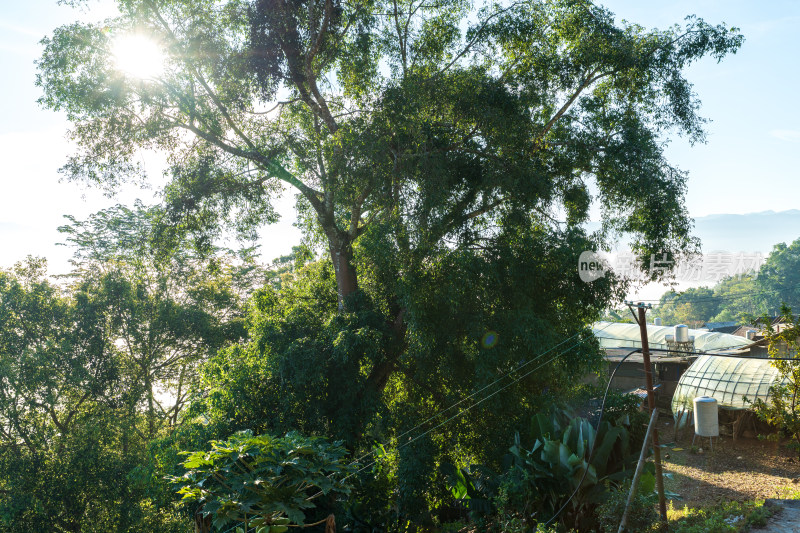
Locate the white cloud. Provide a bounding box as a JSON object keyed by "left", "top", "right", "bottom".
{"left": 770, "top": 129, "right": 800, "bottom": 143}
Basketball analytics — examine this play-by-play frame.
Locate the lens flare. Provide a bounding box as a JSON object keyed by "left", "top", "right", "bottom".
{"left": 481, "top": 331, "right": 498, "bottom": 349}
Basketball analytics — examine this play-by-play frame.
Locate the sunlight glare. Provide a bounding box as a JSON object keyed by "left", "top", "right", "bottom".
{"left": 112, "top": 34, "right": 165, "bottom": 80}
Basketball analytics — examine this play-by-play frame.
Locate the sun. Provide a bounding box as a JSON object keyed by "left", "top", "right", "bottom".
{"left": 111, "top": 33, "right": 166, "bottom": 80}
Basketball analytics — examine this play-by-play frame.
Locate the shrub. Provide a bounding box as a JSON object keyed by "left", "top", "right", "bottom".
{"left": 596, "top": 482, "right": 658, "bottom": 532}
{"left": 171, "top": 430, "right": 353, "bottom": 531}
{"left": 749, "top": 307, "right": 800, "bottom": 458}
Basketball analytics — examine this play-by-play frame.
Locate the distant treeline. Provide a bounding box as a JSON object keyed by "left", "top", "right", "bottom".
{"left": 604, "top": 237, "right": 800, "bottom": 327}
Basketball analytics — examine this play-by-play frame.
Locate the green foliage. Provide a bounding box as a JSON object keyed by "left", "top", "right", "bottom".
{"left": 0, "top": 258, "right": 186, "bottom": 532}
{"left": 495, "top": 408, "right": 645, "bottom": 531}
{"left": 36, "top": 0, "right": 744, "bottom": 303}
{"left": 59, "top": 203, "right": 258, "bottom": 437}
{"left": 653, "top": 287, "right": 720, "bottom": 328}
{"left": 439, "top": 462, "right": 500, "bottom": 519}
{"left": 173, "top": 430, "right": 353, "bottom": 530}
{"left": 757, "top": 237, "right": 800, "bottom": 314}
{"left": 190, "top": 245, "right": 612, "bottom": 519}
{"left": 34, "top": 0, "right": 744, "bottom": 528}
{"left": 0, "top": 206, "right": 258, "bottom": 531}
{"left": 749, "top": 306, "right": 800, "bottom": 457}
{"left": 596, "top": 482, "right": 658, "bottom": 533}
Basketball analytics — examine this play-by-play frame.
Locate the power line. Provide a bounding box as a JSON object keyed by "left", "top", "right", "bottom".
{"left": 299, "top": 324, "right": 617, "bottom": 506}
{"left": 543, "top": 348, "right": 641, "bottom": 528}
{"left": 218, "top": 332, "right": 798, "bottom": 533}
{"left": 348, "top": 326, "right": 611, "bottom": 480}
{"left": 344, "top": 326, "right": 603, "bottom": 471}
{"left": 635, "top": 289, "right": 780, "bottom": 307}
{"left": 219, "top": 324, "right": 615, "bottom": 516}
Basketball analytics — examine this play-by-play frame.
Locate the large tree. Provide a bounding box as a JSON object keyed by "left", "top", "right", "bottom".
{"left": 0, "top": 259, "right": 137, "bottom": 532}
{"left": 758, "top": 237, "right": 800, "bottom": 315}
{"left": 0, "top": 225, "right": 249, "bottom": 531}
{"left": 58, "top": 203, "right": 259, "bottom": 434}
{"left": 37, "top": 0, "right": 742, "bottom": 521}
{"left": 38, "top": 0, "right": 740, "bottom": 300}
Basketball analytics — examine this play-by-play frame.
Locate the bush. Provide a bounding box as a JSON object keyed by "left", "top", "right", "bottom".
{"left": 171, "top": 430, "right": 353, "bottom": 531}
{"left": 749, "top": 307, "right": 800, "bottom": 458}
{"left": 596, "top": 482, "right": 658, "bottom": 532}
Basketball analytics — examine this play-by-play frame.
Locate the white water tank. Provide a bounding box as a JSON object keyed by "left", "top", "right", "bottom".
{"left": 693, "top": 396, "right": 719, "bottom": 437}
{"left": 746, "top": 330, "right": 756, "bottom": 340}
{"left": 675, "top": 324, "right": 690, "bottom": 343}
{"left": 654, "top": 317, "right": 662, "bottom": 326}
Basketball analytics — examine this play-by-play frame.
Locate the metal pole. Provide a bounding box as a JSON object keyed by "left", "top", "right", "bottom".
{"left": 618, "top": 408, "right": 659, "bottom": 533}
{"left": 636, "top": 304, "right": 668, "bottom": 521}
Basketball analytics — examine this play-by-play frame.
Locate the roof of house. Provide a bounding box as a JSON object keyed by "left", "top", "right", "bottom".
{"left": 701, "top": 321, "right": 740, "bottom": 334}
{"left": 731, "top": 325, "right": 759, "bottom": 338}
{"left": 602, "top": 347, "right": 693, "bottom": 364}
{"left": 753, "top": 316, "right": 794, "bottom": 326}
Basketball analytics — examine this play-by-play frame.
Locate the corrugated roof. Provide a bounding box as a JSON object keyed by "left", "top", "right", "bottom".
{"left": 702, "top": 321, "right": 738, "bottom": 330}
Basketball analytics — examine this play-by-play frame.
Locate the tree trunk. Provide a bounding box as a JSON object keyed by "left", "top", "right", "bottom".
{"left": 328, "top": 239, "right": 358, "bottom": 310}
{"left": 146, "top": 378, "right": 155, "bottom": 437}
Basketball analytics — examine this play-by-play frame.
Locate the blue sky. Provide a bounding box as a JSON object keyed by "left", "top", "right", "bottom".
{"left": 0, "top": 0, "right": 798, "bottom": 276}
{"left": 601, "top": 0, "right": 800, "bottom": 217}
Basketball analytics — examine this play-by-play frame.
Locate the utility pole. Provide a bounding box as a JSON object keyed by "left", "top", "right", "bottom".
{"left": 627, "top": 301, "right": 668, "bottom": 521}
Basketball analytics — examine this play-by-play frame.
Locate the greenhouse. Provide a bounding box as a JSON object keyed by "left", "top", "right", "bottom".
{"left": 671, "top": 354, "right": 783, "bottom": 412}
{"left": 592, "top": 321, "right": 754, "bottom": 352}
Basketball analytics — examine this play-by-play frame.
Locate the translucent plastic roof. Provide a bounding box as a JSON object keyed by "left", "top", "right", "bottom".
{"left": 592, "top": 321, "right": 753, "bottom": 352}
{"left": 671, "top": 355, "right": 782, "bottom": 412}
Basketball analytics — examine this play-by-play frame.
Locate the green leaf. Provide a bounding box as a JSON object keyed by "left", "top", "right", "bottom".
{"left": 640, "top": 472, "right": 656, "bottom": 495}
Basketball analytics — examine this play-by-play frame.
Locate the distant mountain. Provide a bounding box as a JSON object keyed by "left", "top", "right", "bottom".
{"left": 693, "top": 209, "right": 800, "bottom": 253}
{"left": 585, "top": 209, "right": 800, "bottom": 255}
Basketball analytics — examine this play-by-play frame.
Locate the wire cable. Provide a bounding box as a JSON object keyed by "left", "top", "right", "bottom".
{"left": 344, "top": 328, "right": 594, "bottom": 470}
{"left": 543, "top": 348, "right": 641, "bottom": 528}
{"left": 634, "top": 288, "right": 781, "bottom": 307}
{"left": 348, "top": 327, "right": 610, "bottom": 480}
{"left": 305, "top": 323, "right": 617, "bottom": 503}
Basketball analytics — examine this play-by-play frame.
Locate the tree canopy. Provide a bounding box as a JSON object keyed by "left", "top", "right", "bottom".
{"left": 38, "top": 0, "right": 742, "bottom": 291}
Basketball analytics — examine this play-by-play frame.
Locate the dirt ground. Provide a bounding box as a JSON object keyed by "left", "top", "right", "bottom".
{"left": 655, "top": 417, "right": 800, "bottom": 508}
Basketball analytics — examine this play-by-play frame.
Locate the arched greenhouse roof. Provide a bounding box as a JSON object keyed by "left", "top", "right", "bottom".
{"left": 592, "top": 321, "right": 753, "bottom": 352}
{"left": 671, "top": 354, "right": 782, "bottom": 412}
